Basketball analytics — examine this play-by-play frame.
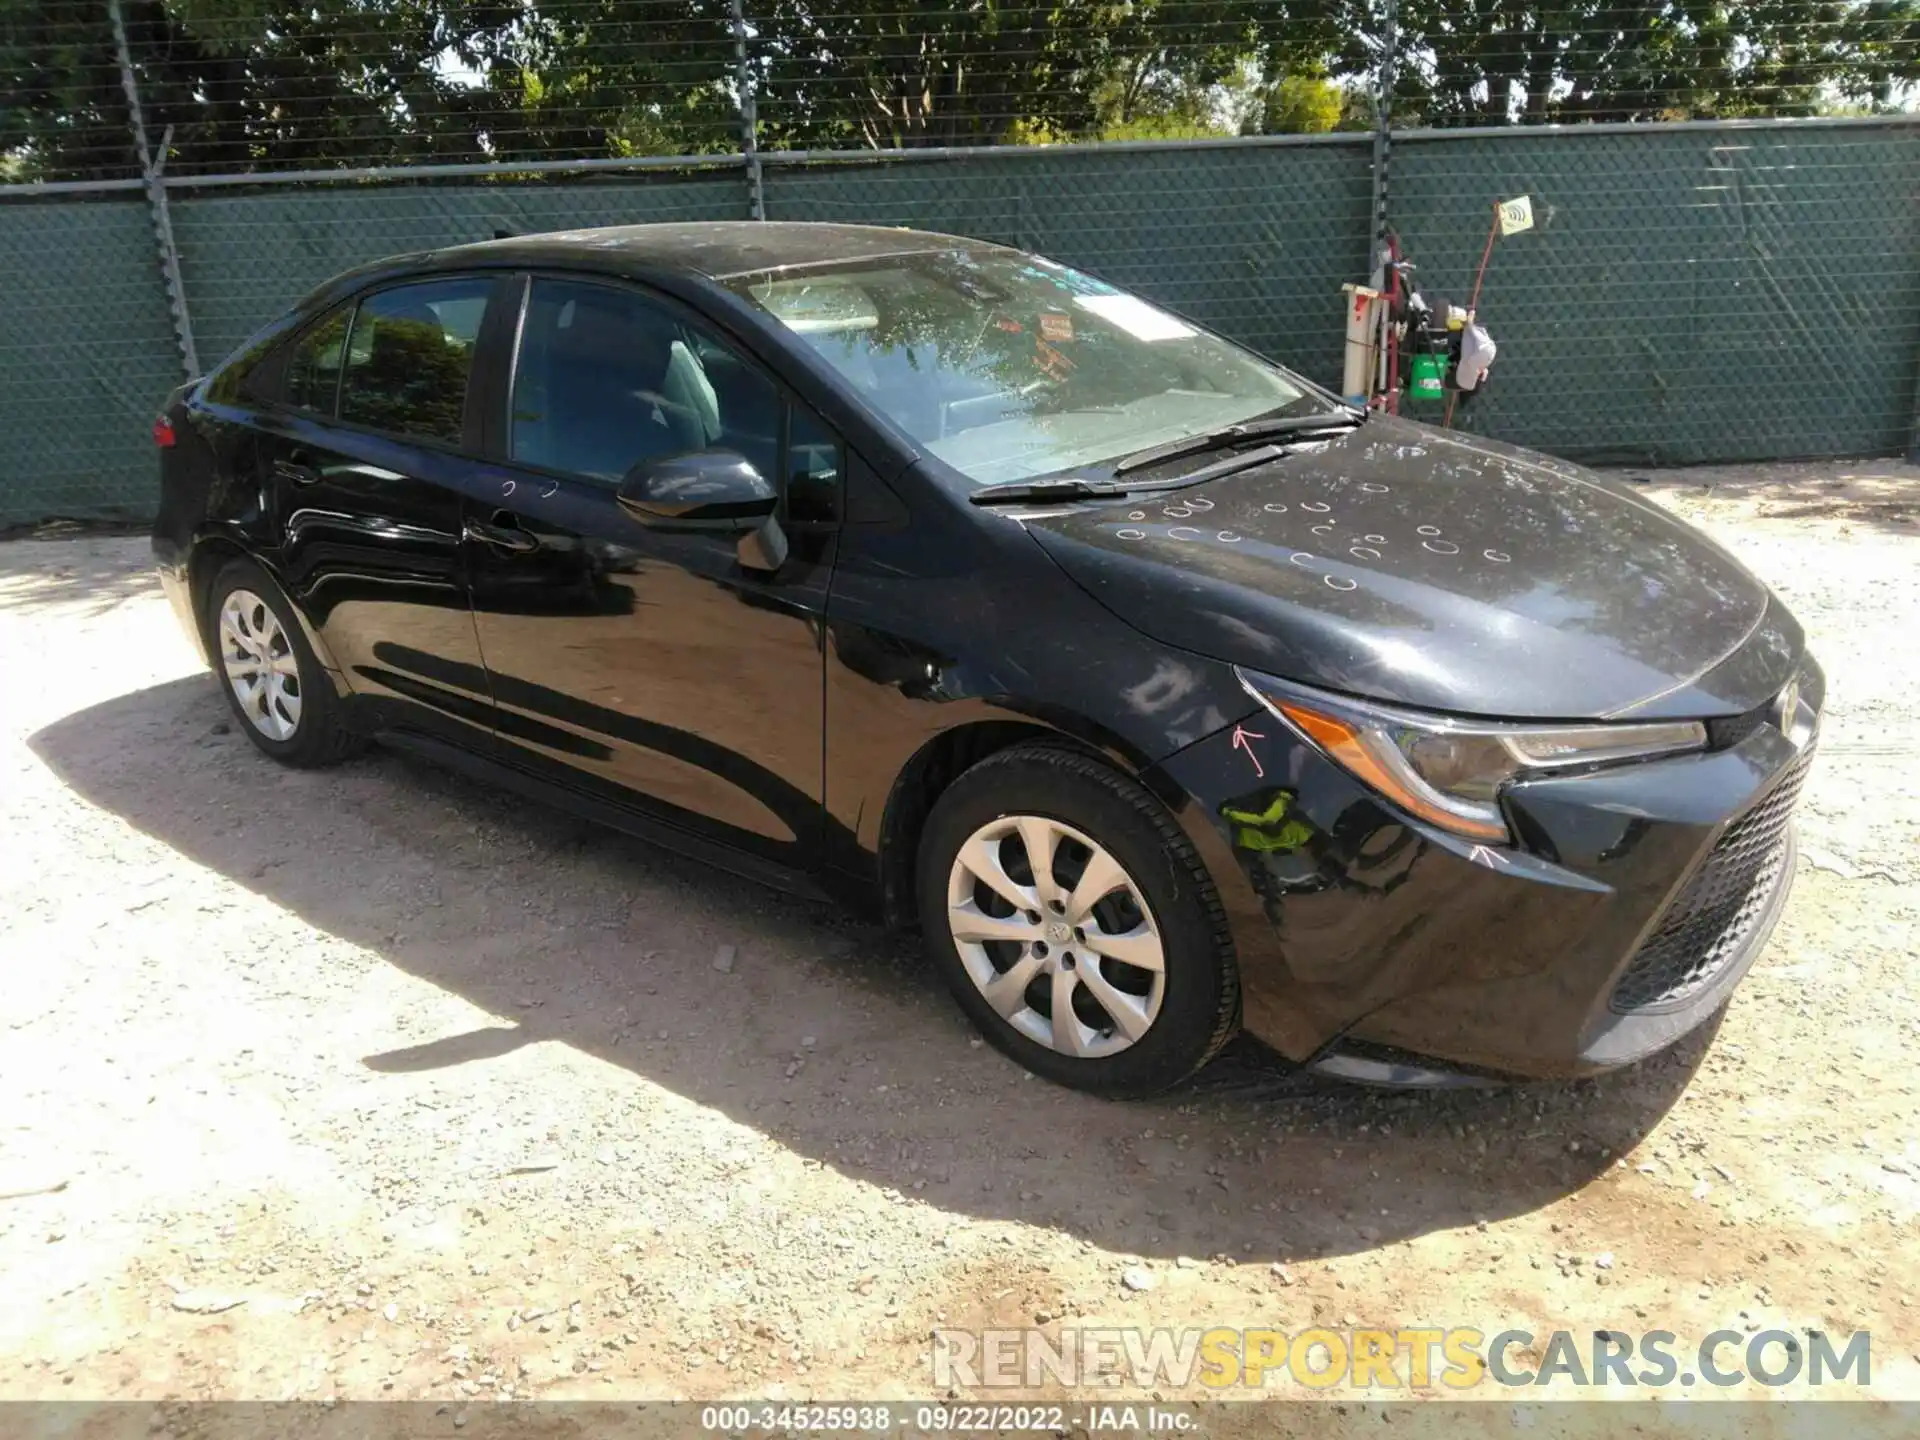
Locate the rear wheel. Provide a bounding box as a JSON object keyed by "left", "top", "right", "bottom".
{"left": 917, "top": 743, "right": 1240, "bottom": 1097}
{"left": 204, "top": 558, "right": 361, "bottom": 767}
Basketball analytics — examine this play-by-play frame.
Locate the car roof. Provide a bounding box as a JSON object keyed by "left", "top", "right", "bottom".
{"left": 431, "top": 221, "right": 978, "bottom": 282}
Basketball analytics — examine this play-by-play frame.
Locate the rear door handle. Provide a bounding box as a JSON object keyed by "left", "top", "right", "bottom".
{"left": 273, "top": 458, "right": 321, "bottom": 486}
{"left": 463, "top": 515, "right": 540, "bottom": 554}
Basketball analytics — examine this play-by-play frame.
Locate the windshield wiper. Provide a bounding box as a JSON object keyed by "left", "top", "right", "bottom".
{"left": 968, "top": 477, "right": 1132, "bottom": 506}
{"left": 1112, "top": 409, "right": 1364, "bottom": 476}
{"left": 969, "top": 446, "right": 1297, "bottom": 507}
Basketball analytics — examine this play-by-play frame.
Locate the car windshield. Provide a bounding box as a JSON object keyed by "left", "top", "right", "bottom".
{"left": 727, "top": 249, "right": 1327, "bottom": 486}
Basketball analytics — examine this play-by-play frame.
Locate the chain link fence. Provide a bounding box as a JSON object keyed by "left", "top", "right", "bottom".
{"left": 1390, "top": 119, "right": 1920, "bottom": 464}
{"left": 5, "top": 196, "right": 183, "bottom": 521}
{"left": 2, "top": 1, "right": 1917, "bottom": 524}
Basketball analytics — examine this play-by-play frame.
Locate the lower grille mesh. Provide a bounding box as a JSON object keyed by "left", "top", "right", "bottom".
{"left": 1610, "top": 745, "right": 1814, "bottom": 1014}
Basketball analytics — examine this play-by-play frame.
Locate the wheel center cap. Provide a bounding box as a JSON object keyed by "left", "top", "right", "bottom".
{"left": 1046, "top": 920, "right": 1072, "bottom": 945}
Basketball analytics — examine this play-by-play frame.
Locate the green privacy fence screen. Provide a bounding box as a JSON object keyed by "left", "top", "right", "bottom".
{"left": 1389, "top": 121, "right": 1920, "bottom": 467}
{"left": 3, "top": 198, "right": 187, "bottom": 524}
{"left": 2, "top": 118, "right": 1916, "bottom": 526}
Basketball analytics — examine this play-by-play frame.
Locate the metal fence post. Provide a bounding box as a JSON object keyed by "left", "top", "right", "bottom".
{"left": 108, "top": 0, "right": 199, "bottom": 379}
{"left": 1368, "top": 0, "right": 1399, "bottom": 285}
{"left": 730, "top": 0, "right": 766, "bottom": 220}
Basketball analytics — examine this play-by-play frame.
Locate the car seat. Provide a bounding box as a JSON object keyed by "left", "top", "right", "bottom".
{"left": 529, "top": 297, "right": 707, "bottom": 480}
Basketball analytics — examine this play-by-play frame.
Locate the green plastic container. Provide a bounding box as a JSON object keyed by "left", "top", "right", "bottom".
{"left": 1408, "top": 351, "right": 1447, "bottom": 401}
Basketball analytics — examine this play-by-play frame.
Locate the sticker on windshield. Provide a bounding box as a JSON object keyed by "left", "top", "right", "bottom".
{"left": 1039, "top": 312, "right": 1074, "bottom": 343}
{"left": 1034, "top": 338, "right": 1075, "bottom": 379}
{"left": 1074, "top": 293, "right": 1195, "bottom": 342}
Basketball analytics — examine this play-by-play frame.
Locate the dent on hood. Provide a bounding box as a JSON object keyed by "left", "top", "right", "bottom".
{"left": 1025, "top": 416, "right": 1778, "bottom": 719}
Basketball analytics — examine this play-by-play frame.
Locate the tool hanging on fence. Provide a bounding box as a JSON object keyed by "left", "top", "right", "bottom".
{"left": 1343, "top": 194, "right": 1533, "bottom": 427}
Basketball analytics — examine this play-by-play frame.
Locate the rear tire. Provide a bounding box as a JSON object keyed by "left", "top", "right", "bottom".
{"left": 203, "top": 558, "right": 362, "bottom": 768}
{"left": 916, "top": 742, "right": 1240, "bottom": 1098}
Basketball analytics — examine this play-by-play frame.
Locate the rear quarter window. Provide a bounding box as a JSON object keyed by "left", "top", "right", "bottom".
{"left": 205, "top": 304, "right": 350, "bottom": 412}
{"left": 285, "top": 308, "right": 351, "bottom": 414}
{"left": 205, "top": 325, "right": 295, "bottom": 408}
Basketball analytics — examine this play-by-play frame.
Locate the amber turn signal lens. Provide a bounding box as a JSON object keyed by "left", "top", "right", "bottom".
{"left": 1272, "top": 697, "right": 1511, "bottom": 842}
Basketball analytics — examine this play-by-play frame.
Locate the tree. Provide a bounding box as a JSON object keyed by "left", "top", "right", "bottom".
{"left": 1, "top": 0, "right": 1912, "bottom": 181}
{"left": 1235, "top": 68, "right": 1359, "bottom": 134}
{"left": 1, "top": 0, "right": 142, "bottom": 181}
{"left": 1365, "top": 0, "right": 1920, "bottom": 126}
{"left": 752, "top": 1, "right": 1115, "bottom": 149}
{"left": 463, "top": 0, "right": 742, "bottom": 161}
{"left": 1, "top": 0, "right": 515, "bottom": 178}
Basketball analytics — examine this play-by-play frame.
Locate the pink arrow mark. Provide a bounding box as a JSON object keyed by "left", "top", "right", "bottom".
{"left": 1230, "top": 724, "right": 1266, "bottom": 779}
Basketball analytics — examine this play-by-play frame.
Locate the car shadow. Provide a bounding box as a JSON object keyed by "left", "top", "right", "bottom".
{"left": 30, "top": 673, "right": 1716, "bottom": 1266}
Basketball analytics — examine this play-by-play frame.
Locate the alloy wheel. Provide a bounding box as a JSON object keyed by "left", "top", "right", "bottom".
{"left": 945, "top": 814, "right": 1166, "bottom": 1058}
{"left": 218, "top": 589, "right": 302, "bottom": 742}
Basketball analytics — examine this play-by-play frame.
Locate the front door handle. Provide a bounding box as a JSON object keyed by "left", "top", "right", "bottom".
{"left": 273, "top": 458, "right": 321, "bottom": 486}
{"left": 463, "top": 515, "right": 540, "bottom": 554}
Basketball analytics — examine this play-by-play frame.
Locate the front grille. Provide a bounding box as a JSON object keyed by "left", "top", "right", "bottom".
{"left": 1609, "top": 744, "right": 1814, "bottom": 1014}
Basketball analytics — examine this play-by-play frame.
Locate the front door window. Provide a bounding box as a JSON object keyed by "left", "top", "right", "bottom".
{"left": 510, "top": 278, "right": 781, "bottom": 485}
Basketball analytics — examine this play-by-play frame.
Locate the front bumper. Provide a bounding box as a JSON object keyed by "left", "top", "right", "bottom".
{"left": 1156, "top": 659, "right": 1822, "bottom": 1082}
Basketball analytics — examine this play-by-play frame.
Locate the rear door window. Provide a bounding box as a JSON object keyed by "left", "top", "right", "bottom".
{"left": 337, "top": 278, "right": 494, "bottom": 445}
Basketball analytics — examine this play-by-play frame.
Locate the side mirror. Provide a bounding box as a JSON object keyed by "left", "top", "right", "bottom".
{"left": 615, "top": 449, "right": 777, "bottom": 532}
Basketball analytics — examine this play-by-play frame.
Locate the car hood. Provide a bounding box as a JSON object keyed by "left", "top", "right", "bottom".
{"left": 1023, "top": 416, "right": 1798, "bottom": 720}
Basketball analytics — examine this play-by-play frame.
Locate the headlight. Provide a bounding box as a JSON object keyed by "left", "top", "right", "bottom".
{"left": 1236, "top": 669, "right": 1707, "bottom": 844}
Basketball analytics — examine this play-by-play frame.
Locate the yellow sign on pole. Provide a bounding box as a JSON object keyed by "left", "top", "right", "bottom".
{"left": 1498, "top": 195, "right": 1535, "bottom": 236}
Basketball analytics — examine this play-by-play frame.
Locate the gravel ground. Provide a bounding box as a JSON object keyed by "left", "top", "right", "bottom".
{"left": 1, "top": 459, "right": 1916, "bottom": 1410}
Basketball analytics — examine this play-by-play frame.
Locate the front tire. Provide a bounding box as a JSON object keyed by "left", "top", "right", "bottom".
{"left": 917, "top": 742, "right": 1240, "bottom": 1097}
{"left": 204, "top": 558, "right": 361, "bottom": 768}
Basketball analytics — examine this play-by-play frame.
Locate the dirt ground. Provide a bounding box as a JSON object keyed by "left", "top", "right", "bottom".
{"left": 1, "top": 458, "right": 1916, "bottom": 1413}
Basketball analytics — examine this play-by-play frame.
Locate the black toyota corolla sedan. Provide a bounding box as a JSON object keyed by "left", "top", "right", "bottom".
{"left": 151, "top": 222, "right": 1820, "bottom": 1097}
